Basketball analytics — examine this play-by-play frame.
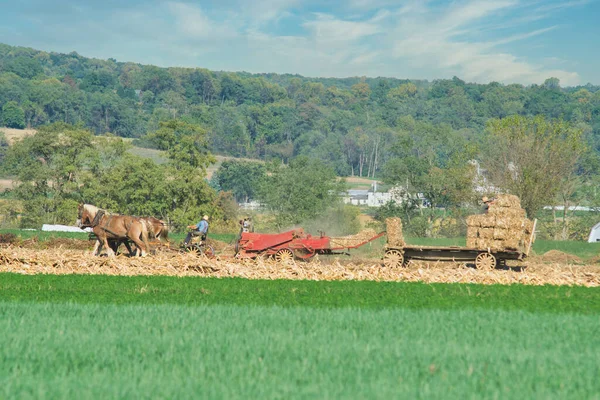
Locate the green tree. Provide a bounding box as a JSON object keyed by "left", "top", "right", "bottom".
{"left": 4, "top": 56, "right": 43, "bottom": 79}
{"left": 0, "top": 130, "right": 9, "bottom": 164}
{"left": 484, "top": 115, "right": 586, "bottom": 217}
{"left": 212, "top": 160, "right": 266, "bottom": 203}
{"left": 2, "top": 123, "right": 100, "bottom": 226}
{"left": 146, "top": 120, "right": 215, "bottom": 171}
{"left": 2, "top": 101, "right": 26, "bottom": 129}
{"left": 258, "top": 157, "right": 345, "bottom": 228}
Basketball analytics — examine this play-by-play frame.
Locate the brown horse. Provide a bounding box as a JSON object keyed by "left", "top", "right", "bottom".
{"left": 77, "top": 204, "right": 150, "bottom": 257}
{"left": 144, "top": 216, "right": 168, "bottom": 242}
{"left": 108, "top": 216, "right": 168, "bottom": 256}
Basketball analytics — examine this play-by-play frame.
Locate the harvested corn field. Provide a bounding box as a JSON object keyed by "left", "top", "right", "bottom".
{"left": 1, "top": 246, "right": 598, "bottom": 287}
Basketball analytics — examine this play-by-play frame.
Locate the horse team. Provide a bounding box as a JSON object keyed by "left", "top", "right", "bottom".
{"left": 77, "top": 203, "right": 168, "bottom": 257}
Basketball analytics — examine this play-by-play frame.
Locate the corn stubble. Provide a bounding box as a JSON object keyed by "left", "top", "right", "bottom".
{"left": 1, "top": 245, "right": 597, "bottom": 287}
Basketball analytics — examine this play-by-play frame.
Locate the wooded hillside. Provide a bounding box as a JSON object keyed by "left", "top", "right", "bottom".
{"left": 1, "top": 42, "right": 599, "bottom": 178}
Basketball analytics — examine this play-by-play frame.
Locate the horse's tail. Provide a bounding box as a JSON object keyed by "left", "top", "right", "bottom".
{"left": 159, "top": 220, "right": 168, "bottom": 241}
{"left": 139, "top": 218, "right": 150, "bottom": 252}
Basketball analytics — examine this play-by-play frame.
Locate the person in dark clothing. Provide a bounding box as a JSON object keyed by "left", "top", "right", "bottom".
{"left": 481, "top": 196, "right": 494, "bottom": 213}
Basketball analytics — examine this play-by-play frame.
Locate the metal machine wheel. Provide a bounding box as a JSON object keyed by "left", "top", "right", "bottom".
{"left": 475, "top": 252, "right": 497, "bottom": 270}
{"left": 275, "top": 248, "right": 295, "bottom": 263}
{"left": 202, "top": 245, "right": 215, "bottom": 258}
{"left": 293, "top": 247, "right": 316, "bottom": 260}
{"left": 184, "top": 243, "right": 215, "bottom": 258}
{"left": 383, "top": 249, "right": 405, "bottom": 268}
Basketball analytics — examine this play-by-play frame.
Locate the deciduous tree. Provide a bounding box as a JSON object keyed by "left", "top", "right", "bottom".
{"left": 484, "top": 115, "right": 585, "bottom": 217}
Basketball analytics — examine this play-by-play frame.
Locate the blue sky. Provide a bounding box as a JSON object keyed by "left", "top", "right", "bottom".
{"left": 0, "top": 0, "right": 598, "bottom": 85}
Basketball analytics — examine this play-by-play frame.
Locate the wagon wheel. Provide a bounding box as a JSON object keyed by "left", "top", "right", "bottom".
{"left": 475, "top": 252, "right": 497, "bottom": 270}
{"left": 383, "top": 249, "right": 404, "bottom": 268}
{"left": 275, "top": 248, "right": 295, "bottom": 264}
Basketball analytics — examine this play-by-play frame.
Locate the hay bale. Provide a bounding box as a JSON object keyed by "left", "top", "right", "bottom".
{"left": 488, "top": 207, "right": 526, "bottom": 218}
{"left": 466, "top": 227, "right": 478, "bottom": 239}
{"left": 385, "top": 218, "right": 405, "bottom": 247}
{"left": 466, "top": 215, "right": 483, "bottom": 228}
{"left": 503, "top": 238, "right": 521, "bottom": 251}
{"left": 331, "top": 229, "right": 378, "bottom": 248}
{"left": 466, "top": 238, "right": 478, "bottom": 248}
{"left": 524, "top": 220, "right": 535, "bottom": 235}
{"left": 480, "top": 215, "right": 497, "bottom": 228}
{"left": 493, "top": 228, "right": 508, "bottom": 240}
{"left": 495, "top": 214, "right": 527, "bottom": 230}
{"left": 476, "top": 238, "right": 493, "bottom": 250}
{"left": 478, "top": 228, "right": 494, "bottom": 240}
{"left": 493, "top": 194, "right": 521, "bottom": 208}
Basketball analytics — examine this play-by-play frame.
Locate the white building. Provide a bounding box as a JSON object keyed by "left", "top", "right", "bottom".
{"left": 343, "top": 182, "right": 405, "bottom": 207}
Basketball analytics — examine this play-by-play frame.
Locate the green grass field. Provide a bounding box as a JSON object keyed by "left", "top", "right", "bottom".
{"left": 0, "top": 274, "right": 598, "bottom": 399}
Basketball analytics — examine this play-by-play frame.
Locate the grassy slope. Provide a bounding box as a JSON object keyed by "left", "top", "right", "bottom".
{"left": 0, "top": 275, "right": 599, "bottom": 399}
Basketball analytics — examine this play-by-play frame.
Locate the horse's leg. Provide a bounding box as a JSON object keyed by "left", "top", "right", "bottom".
{"left": 128, "top": 225, "right": 147, "bottom": 257}
{"left": 124, "top": 240, "right": 135, "bottom": 256}
{"left": 91, "top": 239, "right": 101, "bottom": 256}
{"left": 103, "top": 237, "right": 115, "bottom": 257}
{"left": 108, "top": 239, "right": 119, "bottom": 255}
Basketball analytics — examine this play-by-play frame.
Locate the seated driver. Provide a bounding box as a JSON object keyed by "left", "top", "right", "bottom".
{"left": 184, "top": 215, "right": 209, "bottom": 245}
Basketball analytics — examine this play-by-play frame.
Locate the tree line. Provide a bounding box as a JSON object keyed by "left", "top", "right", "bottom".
{"left": 1, "top": 43, "right": 599, "bottom": 239}
{"left": 1, "top": 43, "right": 600, "bottom": 179}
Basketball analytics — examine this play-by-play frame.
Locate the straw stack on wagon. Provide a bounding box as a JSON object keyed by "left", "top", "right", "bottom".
{"left": 385, "top": 217, "right": 405, "bottom": 247}
{"left": 330, "top": 229, "right": 378, "bottom": 248}
{"left": 466, "top": 194, "right": 534, "bottom": 252}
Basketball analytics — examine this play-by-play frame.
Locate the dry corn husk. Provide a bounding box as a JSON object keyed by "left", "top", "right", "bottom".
{"left": 0, "top": 245, "right": 597, "bottom": 287}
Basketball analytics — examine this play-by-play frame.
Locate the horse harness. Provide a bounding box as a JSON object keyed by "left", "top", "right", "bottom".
{"left": 90, "top": 209, "right": 126, "bottom": 238}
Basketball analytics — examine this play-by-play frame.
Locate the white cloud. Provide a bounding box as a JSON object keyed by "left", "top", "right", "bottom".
{"left": 242, "top": 0, "right": 300, "bottom": 24}
{"left": 387, "top": 0, "right": 581, "bottom": 85}
{"left": 302, "top": 13, "right": 384, "bottom": 43}
{"left": 168, "top": 2, "right": 237, "bottom": 40}
{"left": 5, "top": 0, "right": 587, "bottom": 84}
{"left": 157, "top": 0, "right": 583, "bottom": 84}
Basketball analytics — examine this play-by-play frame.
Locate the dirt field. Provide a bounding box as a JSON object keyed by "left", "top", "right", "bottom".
{"left": 1, "top": 242, "right": 598, "bottom": 287}
{"left": 0, "top": 127, "right": 35, "bottom": 144}
{"left": 0, "top": 179, "right": 13, "bottom": 191}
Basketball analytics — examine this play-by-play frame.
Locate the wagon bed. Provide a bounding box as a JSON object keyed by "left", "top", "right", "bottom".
{"left": 383, "top": 220, "right": 537, "bottom": 269}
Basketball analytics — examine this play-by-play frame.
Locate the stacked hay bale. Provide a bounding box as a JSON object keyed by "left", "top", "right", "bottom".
{"left": 466, "top": 194, "right": 534, "bottom": 252}
{"left": 385, "top": 217, "right": 405, "bottom": 248}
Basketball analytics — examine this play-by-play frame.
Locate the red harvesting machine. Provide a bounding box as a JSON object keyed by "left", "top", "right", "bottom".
{"left": 235, "top": 228, "right": 385, "bottom": 262}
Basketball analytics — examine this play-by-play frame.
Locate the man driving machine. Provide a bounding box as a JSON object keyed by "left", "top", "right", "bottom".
{"left": 184, "top": 215, "right": 209, "bottom": 245}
